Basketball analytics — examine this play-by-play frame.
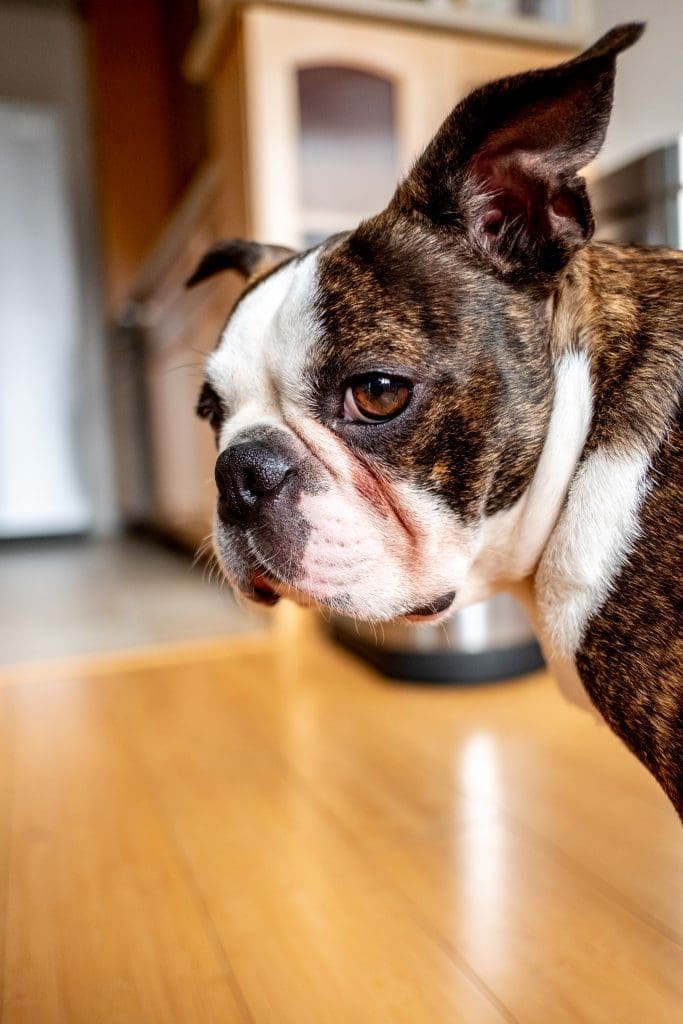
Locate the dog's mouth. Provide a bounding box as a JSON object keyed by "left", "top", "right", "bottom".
{"left": 245, "top": 559, "right": 456, "bottom": 623}
{"left": 404, "top": 591, "right": 456, "bottom": 622}
{"left": 250, "top": 571, "right": 280, "bottom": 606}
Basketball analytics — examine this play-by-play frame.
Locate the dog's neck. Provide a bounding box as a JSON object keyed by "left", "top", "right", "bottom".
{"left": 467, "top": 240, "right": 682, "bottom": 605}
{"left": 551, "top": 241, "right": 683, "bottom": 452}
{"left": 463, "top": 245, "right": 653, "bottom": 708}
{"left": 505, "top": 240, "right": 683, "bottom": 693}
{"left": 461, "top": 267, "right": 596, "bottom": 605}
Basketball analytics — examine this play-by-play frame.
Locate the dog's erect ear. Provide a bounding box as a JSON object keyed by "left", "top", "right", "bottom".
{"left": 393, "top": 23, "right": 644, "bottom": 289}
{"left": 186, "top": 240, "right": 297, "bottom": 288}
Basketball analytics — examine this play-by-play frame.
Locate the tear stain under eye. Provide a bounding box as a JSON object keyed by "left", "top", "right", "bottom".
{"left": 286, "top": 413, "right": 422, "bottom": 558}
{"left": 350, "top": 461, "right": 392, "bottom": 518}
{"left": 350, "top": 457, "right": 422, "bottom": 555}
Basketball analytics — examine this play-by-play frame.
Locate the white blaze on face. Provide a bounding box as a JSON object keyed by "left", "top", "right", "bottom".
{"left": 206, "top": 250, "right": 323, "bottom": 446}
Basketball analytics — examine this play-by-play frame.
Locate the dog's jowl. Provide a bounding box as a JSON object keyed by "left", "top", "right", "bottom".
{"left": 189, "top": 24, "right": 683, "bottom": 816}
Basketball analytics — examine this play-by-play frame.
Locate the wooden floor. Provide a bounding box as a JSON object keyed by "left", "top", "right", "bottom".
{"left": 0, "top": 615, "right": 681, "bottom": 1023}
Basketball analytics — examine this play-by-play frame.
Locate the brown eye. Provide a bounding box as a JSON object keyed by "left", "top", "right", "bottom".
{"left": 343, "top": 375, "right": 412, "bottom": 423}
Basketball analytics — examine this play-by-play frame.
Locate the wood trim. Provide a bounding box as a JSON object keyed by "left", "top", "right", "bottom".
{"left": 0, "top": 604, "right": 310, "bottom": 686}
{"left": 186, "top": 0, "right": 591, "bottom": 81}
{"left": 0, "top": 633, "right": 272, "bottom": 688}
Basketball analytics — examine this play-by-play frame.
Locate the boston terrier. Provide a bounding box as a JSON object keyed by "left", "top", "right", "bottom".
{"left": 188, "top": 24, "right": 682, "bottom": 815}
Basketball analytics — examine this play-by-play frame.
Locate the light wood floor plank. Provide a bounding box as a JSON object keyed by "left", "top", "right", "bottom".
{"left": 0, "top": 619, "right": 681, "bottom": 1023}
{"left": 128, "top": 621, "right": 681, "bottom": 941}
{"left": 0, "top": 690, "right": 16, "bottom": 1013}
{"left": 257, "top": 622, "right": 683, "bottom": 937}
{"left": 374, "top": 819, "right": 683, "bottom": 1024}
{"left": 2, "top": 677, "right": 251, "bottom": 1024}
{"left": 107, "top": 653, "right": 511, "bottom": 1024}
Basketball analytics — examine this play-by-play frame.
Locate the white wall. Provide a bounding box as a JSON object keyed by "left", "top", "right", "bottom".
{"left": 0, "top": 2, "right": 117, "bottom": 534}
{"left": 595, "top": 0, "right": 683, "bottom": 172}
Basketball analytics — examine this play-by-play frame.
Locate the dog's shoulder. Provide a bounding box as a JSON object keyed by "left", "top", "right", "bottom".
{"left": 576, "top": 411, "right": 683, "bottom": 812}
{"left": 540, "top": 242, "right": 683, "bottom": 808}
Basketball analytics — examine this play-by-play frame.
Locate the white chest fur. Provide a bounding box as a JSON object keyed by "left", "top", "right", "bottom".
{"left": 535, "top": 444, "right": 651, "bottom": 661}
{"left": 511, "top": 349, "right": 651, "bottom": 713}
{"left": 510, "top": 578, "right": 598, "bottom": 715}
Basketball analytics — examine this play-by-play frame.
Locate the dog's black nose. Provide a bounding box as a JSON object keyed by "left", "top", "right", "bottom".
{"left": 215, "top": 442, "right": 295, "bottom": 526}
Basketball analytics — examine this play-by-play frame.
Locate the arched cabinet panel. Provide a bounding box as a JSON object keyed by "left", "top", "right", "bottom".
{"left": 240, "top": 6, "right": 459, "bottom": 247}
{"left": 239, "top": 5, "right": 576, "bottom": 250}
{"left": 297, "top": 66, "right": 397, "bottom": 246}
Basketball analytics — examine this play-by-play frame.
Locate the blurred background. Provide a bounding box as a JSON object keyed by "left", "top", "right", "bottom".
{"left": 1, "top": 0, "right": 682, "bottom": 667}
{"left": 2, "top": 6, "right": 683, "bottom": 1021}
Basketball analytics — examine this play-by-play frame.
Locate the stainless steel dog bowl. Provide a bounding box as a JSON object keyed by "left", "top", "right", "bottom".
{"left": 330, "top": 593, "right": 543, "bottom": 684}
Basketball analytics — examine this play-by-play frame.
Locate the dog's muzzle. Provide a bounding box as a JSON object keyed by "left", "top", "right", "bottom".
{"left": 213, "top": 428, "right": 315, "bottom": 603}
{"left": 215, "top": 440, "right": 297, "bottom": 528}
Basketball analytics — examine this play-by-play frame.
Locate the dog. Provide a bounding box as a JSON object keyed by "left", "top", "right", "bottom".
{"left": 187, "top": 24, "right": 682, "bottom": 816}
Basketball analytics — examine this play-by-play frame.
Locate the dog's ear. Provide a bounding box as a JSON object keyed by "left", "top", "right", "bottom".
{"left": 393, "top": 23, "right": 644, "bottom": 289}
{"left": 186, "top": 240, "right": 296, "bottom": 288}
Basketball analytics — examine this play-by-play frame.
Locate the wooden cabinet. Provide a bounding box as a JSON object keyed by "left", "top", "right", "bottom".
{"left": 133, "top": 1, "right": 578, "bottom": 547}
{"left": 128, "top": 168, "right": 244, "bottom": 545}
{"left": 234, "top": 5, "right": 577, "bottom": 247}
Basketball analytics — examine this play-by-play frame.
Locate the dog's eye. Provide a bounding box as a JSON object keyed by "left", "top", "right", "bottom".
{"left": 343, "top": 374, "right": 412, "bottom": 423}
{"left": 196, "top": 381, "right": 224, "bottom": 432}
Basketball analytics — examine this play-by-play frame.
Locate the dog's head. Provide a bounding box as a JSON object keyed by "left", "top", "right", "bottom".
{"left": 190, "top": 24, "right": 642, "bottom": 622}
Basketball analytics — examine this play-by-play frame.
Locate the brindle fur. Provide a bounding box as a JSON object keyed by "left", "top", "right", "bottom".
{"left": 563, "top": 245, "right": 683, "bottom": 810}
{"left": 191, "top": 24, "right": 683, "bottom": 814}
{"left": 311, "top": 216, "right": 554, "bottom": 520}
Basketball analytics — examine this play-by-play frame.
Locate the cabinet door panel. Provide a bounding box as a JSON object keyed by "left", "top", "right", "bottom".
{"left": 241, "top": 7, "right": 456, "bottom": 244}
{"left": 241, "top": 7, "right": 574, "bottom": 246}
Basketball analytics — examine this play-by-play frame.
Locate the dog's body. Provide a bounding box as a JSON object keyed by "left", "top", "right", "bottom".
{"left": 190, "top": 25, "right": 682, "bottom": 814}
{"left": 525, "top": 241, "right": 683, "bottom": 801}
